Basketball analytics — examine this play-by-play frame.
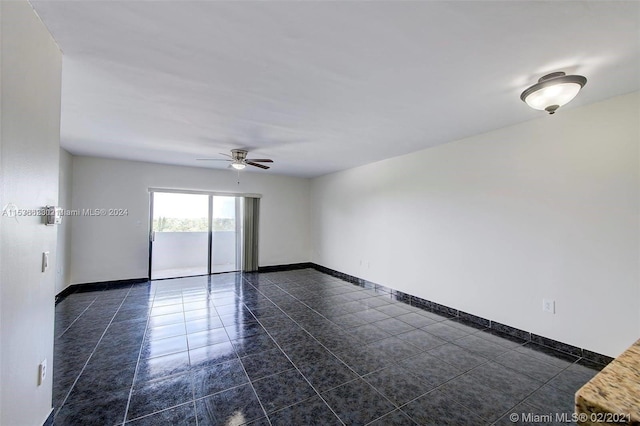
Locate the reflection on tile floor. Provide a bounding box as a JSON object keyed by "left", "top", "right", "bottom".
{"left": 53, "top": 269, "right": 605, "bottom": 425}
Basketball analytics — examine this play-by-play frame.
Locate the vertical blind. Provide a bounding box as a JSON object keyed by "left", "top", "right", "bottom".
{"left": 242, "top": 197, "right": 260, "bottom": 272}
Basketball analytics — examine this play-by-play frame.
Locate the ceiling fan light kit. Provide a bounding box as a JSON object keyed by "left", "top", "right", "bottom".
{"left": 520, "top": 72, "right": 587, "bottom": 114}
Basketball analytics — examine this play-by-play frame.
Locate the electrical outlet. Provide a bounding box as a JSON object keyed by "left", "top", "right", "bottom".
{"left": 38, "top": 359, "right": 47, "bottom": 386}
{"left": 542, "top": 299, "right": 555, "bottom": 314}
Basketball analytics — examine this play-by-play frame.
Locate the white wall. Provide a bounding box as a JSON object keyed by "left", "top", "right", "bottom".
{"left": 69, "top": 157, "right": 310, "bottom": 284}
{"left": 56, "top": 148, "right": 73, "bottom": 294}
{"left": 0, "top": 1, "right": 62, "bottom": 424}
{"left": 311, "top": 92, "right": 640, "bottom": 358}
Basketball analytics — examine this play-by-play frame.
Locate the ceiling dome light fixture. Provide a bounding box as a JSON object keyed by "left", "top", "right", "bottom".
{"left": 231, "top": 161, "right": 246, "bottom": 170}
{"left": 520, "top": 72, "right": 587, "bottom": 114}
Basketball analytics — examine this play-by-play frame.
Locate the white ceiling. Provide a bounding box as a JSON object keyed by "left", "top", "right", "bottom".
{"left": 31, "top": 1, "right": 640, "bottom": 178}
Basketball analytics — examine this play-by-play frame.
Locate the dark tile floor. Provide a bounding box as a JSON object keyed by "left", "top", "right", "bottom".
{"left": 53, "top": 269, "right": 605, "bottom": 425}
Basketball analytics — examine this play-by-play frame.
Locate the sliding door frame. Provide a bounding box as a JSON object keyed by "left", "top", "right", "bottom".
{"left": 207, "top": 196, "right": 213, "bottom": 276}
{"left": 148, "top": 188, "right": 262, "bottom": 280}
{"left": 148, "top": 193, "right": 154, "bottom": 279}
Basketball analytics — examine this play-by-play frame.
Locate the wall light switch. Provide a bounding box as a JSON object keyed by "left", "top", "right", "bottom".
{"left": 38, "top": 359, "right": 47, "bottom": 386}
{"left": 42, "top": 251, "right": 49, "bottom": 272}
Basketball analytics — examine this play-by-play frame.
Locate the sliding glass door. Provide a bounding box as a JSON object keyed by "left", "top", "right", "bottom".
{"left": 150, "top": 192, "right": 242, "bottom": 279}
{"left": 211, "top": 196, "right": 240, "bottom": 273}
{"left": 150, "top": 192, "right": 210, "bottom": 279}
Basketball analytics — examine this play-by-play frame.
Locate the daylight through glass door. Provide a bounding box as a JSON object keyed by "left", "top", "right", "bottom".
{"left": 211, "top": 196, "right": 240, "bottom": 273}
{"left": 150, "top": 192, "right": 241, "bottom": 279}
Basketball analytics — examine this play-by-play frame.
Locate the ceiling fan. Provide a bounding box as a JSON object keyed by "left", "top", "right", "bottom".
{"left": 197, "top": 149, "right": 273, "bottom": 170}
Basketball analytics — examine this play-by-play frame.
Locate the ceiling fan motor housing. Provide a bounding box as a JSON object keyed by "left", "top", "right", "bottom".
{"left": 231, "top": 149, "right": 248, "bottom": 162}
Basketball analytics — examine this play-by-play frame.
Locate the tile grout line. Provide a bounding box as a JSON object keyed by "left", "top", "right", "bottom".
{"left": 242, "top": 276, "right": 348, "bottom": 425}
{"left": 249, "top": 270, "right": 595, "bottom": 420}
{"left": 317, "top": 265, "right": 611, "bottom": 366}
{"left": 56, "top": 297, "right": 98, "bottom": 338}
{"left": 124, "top": 279, "right": 233, "bottom": 424}
{"left": 121, "top": 285, "right": 156, "bottom": 426}
{"left": 263, "top": 271, "right": 600, "bottom": 426}
{"left": 364, "top": 338, "right": 584, "bottom": 424}
{"left": 55, "top": 271, "right": 600, "bottom": 426}
{"left": 249, "top": 276, "right": 406, "bottom": 424}
{"left": 55, "top": 287, "right": 134, "bottom": 420}
{"left": 265, "top": 277, "right": 431, "bottom": 377}
{"left": 179, "top": 287, "right": 199, "bottom": 426}
{"left": 211, "top": 275, "right": 275, "bottom": 426}
{"left": 259, "top": 272, "right": 547, "bottom": 425}
{"left": 181, "top": 285, "right": 201, "bottom": 426}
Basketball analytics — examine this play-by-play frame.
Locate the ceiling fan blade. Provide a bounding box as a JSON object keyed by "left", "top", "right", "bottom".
{"left": 219, "top": 152, "right": 232, "bottom": 158}
{"left": 245, "top": 159, "right": 273, "bottom": 163}
{"left": 196, "top": 158, "right": 230, "bottom": 161}
{"left": 246, "top": 161, "right": 270, "bottom": 170}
